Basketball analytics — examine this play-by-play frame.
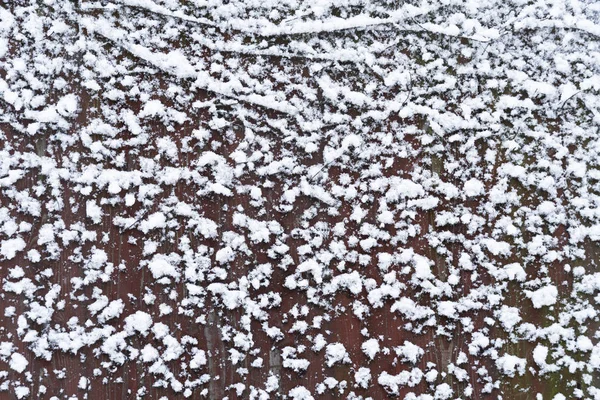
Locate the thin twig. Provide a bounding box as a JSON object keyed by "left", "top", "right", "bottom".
{"left": 405, "top": 19, "right": 495, "bottom": 43}
{"left": 558, "top": 90, "right": 583, "bottom": 112}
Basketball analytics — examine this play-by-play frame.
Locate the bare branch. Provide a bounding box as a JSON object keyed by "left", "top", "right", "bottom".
{"left": 82, "top": 18, "right": 299, "bottom": 117}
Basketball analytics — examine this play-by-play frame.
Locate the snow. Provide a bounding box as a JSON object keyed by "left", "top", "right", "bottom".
{"left": 325, "top": 343, "right": 350, "bottom": 367}
{"left": 0, "top": 238, "right": 26, "bottom": 260}
{"left": 533, "top": 344, "right": 548, "bottom": 367}
{"left": 190, "top": 350, "right": 207, "bottom": 369}
{"left": 140, "top": 100, "right": 165, "bottom": 118}
{"left": 0, "top": 0, "right": 598, "bottom": 398}
{"left": 56, "top": 94, "right": 79, "bottom": 116}
{"left": 78, "top": 376, "right": 88, "bottom": 390}
{"left": 139, "top": 212, "right": 167, "bottom": 233}
{"left": 98, "top": 299, "right": 124, "bottom": 323}
{"left": 14, "top": 386, "right": 29, "bottom": 399}
{"left": 577, "top": 336, "right": 593, "bottom": 352}
{"left": 526, "top": 285, "right": 558, "bottom": 309}
{"left": 288, "top": 386, "right": 314, "bottom": 400}
{"left": 394, "top": 341, "right": 424, "bottom": 364}
{"left": 147, "top": 254, "right": 180, "bottom": 280}
{"left": 297, "top": 259, "right": 324, "bottom": 284}
{"left": 124, "top": 311, "right": 153, "bottom": 336}
{"left": 386, "top": 178, "right": 425, "bottom": 202}
{"left": 361, "top": 338, "right": 380, "bottom": 360}
{"left": 463, "top": 178, "right": 484, "bottom": 197}
{"left": 378, "top": 368, "right": 423, "bottom": 395}
{"left": 438, "top": 301, "right": 458, "bottom": 319}
{"left": 412, "top": 254, "right": 434, "bottom": 280}
{"left": 497, "top": 306, "right": 521, "bottom": 331}
{"left": 498, "top": 263, "right": 527, "bottom": 282}
{"left": 496, "top": 354, "right": 526, "bottom": 377}
{"left": 9, "top": 353, "right": 28, "bottom": 373}
{"left": 354, "top": 367, "right": 372, "bottom": 388}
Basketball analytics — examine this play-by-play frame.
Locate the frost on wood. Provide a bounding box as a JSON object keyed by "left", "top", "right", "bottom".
{"left": 0, "top": 0, "right": 599, "bottom": 399}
